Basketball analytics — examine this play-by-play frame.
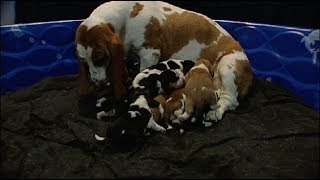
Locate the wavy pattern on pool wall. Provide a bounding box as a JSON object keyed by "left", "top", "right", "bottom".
{"left": 1, "top": 20, "right": 319, "bottom": 111}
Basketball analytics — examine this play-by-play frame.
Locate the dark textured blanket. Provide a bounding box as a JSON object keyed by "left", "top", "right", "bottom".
{"left": 1, "top": 75, "right": 319, "bottom": 178}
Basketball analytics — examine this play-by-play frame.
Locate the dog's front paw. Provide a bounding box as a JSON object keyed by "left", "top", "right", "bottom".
{"left": 96, "top": 109, "right": 116, "bottom": 120}
{"left": 171, "top": 119, "right": 181, "bottom": 124}
{"left": 96, "top": 97, "right": 107, "bottom": 107}
{"left": 159, "top": 126, "right": 166, "bottom": 134}
{"left": 202, "top": 121, "right": 213, "bottom": 127}
{"left": 95, "top": 134, "right": 106, "bottom": 141}
{"left": 174, "top": 108, "right": 184, "bottom": 117}
{"left": 96, "top": 111, "right": 106, "bottom": 120}
{"left": 167, "top": 125, "right": 173, "bottom": 130}
{"left": 205, "top": 107, "right": 224, "bottom": 122}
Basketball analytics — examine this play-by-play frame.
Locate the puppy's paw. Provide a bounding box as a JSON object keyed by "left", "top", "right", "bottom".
{"left": 96, "top": 111, "right": 106, "bottom": 120}
{"left": 174, "top": 109, "right": 183, "bottom": 117}
{"left": 95, "top": 134, "right": 106, "bottom": 141}
{"left": 96, "top": 97, "right": 107, "bottom": 107}
{"left": 171, "top": 119, "right": 181, "bottom": 124}
{"left": 159, "top": 127, "right": 166, "bottom": 134}
{"left": 167, "top": 125, "right": 173, "bottom": 130}
{"left": 202, "top": 121, "right": 213, "bottom": 127}
{"left": 206, "top": 107, "right": 224, "bottom": 122}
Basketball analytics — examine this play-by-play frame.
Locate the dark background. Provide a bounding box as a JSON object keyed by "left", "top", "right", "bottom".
{"left": 15, "top": 1, "right": 319, "bottom": 29}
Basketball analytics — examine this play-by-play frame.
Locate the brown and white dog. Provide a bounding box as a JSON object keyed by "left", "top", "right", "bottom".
{"left": 178, "top": 59, "right": 219, "bottom": 125}
{"left": 76, "top": 1, "right": 253, "bottom": 121}
{"left": 153, "top": 88, "right": 186, "bottom": 128}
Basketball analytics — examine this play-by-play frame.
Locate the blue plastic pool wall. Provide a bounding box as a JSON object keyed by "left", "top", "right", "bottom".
{"left": 1, "top": 20, "right": 319, "bottom": 111}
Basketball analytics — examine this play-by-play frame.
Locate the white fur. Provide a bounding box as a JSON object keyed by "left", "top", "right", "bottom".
{"left": 171, "top": 39, "right": 207, "bottom": 62}
{"left": 138, "top": 48, "right": 161, "bottom": 71}
{"left": 129, "top": 95, "right": 166, "bottom": 133}
{"left": 79, "top": 1, "right": 225, "bottom": 74}
{"left": 128, "top": 111, "right": 140, "bottom": 118}
{"left": 96, "top": 109, "right": 116, "bottom": 120}
{"left": 147, "top": 117, "right": 166, "bottom": 133}
{"left": 190, "top": 63, "right": 209, "bottom": 72}
{"left": 95, "top": 134, "right": 106, "bottom": 141}
{"left": 96, "top": 97, "right": 107, "bottom": 107}
{"left": 130, "top": 95, "right": 150, "bottom": 109}
{"left": 76, "top": 44, "right": 92, "bottom": 60}
{"left": 206, "top": 51, "right": 248, "bottom": 121}
{"left": 132, "top": 68, "right": 162, "bottom": 88}
{"left": 77, "top": 44, "right": 107, "bottom": 82}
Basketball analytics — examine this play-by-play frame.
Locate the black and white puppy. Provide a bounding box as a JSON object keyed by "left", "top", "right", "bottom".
{"left": 95, "top": 88, "right": 166, "bottom": 142}
{"left": 132, "top": 59, "right": 195, "bottom": 98}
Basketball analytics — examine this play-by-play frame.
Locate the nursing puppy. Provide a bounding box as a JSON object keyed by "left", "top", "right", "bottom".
{"left": 178, "top": 59, "right": 219, "bottom": 126}
{"left": 95, "top": 88, "right": 166, "bottom": 142}
{"left": 132, "top": 59, "right": 194, "bottom": 98}
{"left": 153, "top": 88, "right": 186, "bottom": 126}
{"left": 76, "top": 1, "right": 253, "bottom": 122}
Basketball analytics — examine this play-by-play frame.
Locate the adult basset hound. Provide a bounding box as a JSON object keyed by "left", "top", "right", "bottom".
{"left": 75, "top": 1, "right": 253, "bottom": 121}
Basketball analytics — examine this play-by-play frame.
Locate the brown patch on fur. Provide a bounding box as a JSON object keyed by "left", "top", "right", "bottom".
{"left": 130, "top": 3, "right": 144, "bottom": 18}
{"left": 75, "top": 23, "right": 128, "bottom": 99}
{"left": 234, "top": 60, "right": 253, "bottom": 99}
{"left": 152, "top": 94, "right": 168, "bottom": 124}
{"left": 143, "top": 12, "right": 222, "bottom": 61}
{"left": 200, "top": 36, "right": 243, "bottom": 67}
{"left": 163, "top": 7, "right": 171, "bottom": 11}
{"left": 153, "top": 88, "right": 185, "bottom": 127}
{"left": 181, "top": 59, "right": 218, "bottom": 121}
{"left": 197, "top": 58, "right": 215, "bottom": 76}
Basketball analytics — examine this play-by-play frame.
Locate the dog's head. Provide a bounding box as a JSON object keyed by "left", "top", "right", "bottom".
{"left": 180, "top": 60, "right": 195, "bottom": 75}
{"left": 159, "top": 69, "right": 185, "bottom": 93}
{"left": 76, "top": 22, "right": 128, "bottom": 99}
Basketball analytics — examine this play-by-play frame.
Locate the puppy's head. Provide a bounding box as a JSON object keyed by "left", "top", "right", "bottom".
{"left": 195, "top": 58, "right": 215, "bottom": 76}
{"left": 180, "top": 60, "right": 195, "bottom": 75}
{"left": 106, "top": 108, "right": 152, "bottom": 143}
{"left": 160, "top": 69, "right": 185, "bottom": 93}
{"left": 76, "top": 22, "right": 128, "bottom": 99}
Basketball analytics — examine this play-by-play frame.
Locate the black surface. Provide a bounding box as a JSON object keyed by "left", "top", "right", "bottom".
{"left": 1, "top": 75, "right": 319, "bottom": 178}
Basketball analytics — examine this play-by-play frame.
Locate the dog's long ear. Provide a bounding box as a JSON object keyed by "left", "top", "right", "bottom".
{"left": 102, "top": 23, "right": 129, "bottom": 99}
{"left": 75, "top": 25, "right": 93, "bottom": 96}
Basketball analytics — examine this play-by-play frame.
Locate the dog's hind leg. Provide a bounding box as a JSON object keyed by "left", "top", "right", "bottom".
{"left": 178, "top": 98, "right": 194, "bottom": 122}
{"left": 147, "top": 118, "right": 166, "bottom": 133}
{"left": 206, "top": 51, "right": 251, "bottom": 121}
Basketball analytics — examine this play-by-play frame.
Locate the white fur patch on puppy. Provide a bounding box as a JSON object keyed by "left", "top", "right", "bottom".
{"left": 95, "top": 134, "right": 106, "bottom": 141}
{"left": 96, "top": 97, "right": 107, "bottom": 107}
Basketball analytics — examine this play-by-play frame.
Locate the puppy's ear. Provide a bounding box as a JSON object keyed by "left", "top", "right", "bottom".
{"left": 182, "top": 60, "right": 195, "bottom": 75}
